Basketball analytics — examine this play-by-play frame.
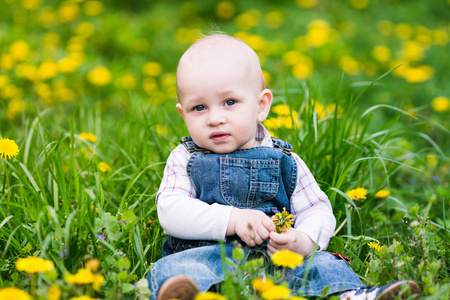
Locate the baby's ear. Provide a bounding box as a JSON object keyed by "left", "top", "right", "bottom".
{"left": 257, "top": 89, "right": 273, "bottom": 122}
{"left": 176, "top": 103, "right": 185, "bottom": 119}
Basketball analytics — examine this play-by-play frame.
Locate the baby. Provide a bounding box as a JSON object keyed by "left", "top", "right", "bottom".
{"left": 147, "top": 34, "right": 421, "bottom": 300}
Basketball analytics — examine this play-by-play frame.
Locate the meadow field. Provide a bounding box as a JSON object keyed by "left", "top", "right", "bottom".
{"left": 0, "top": 0, "right": 449, "bottom": 299}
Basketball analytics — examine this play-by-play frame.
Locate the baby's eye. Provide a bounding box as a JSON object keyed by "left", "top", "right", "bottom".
{"left": 224, "top": 99, "right": 236, "bottom": 106}
{"left": 193, "top": 105, "right": 205, "bottom": 111}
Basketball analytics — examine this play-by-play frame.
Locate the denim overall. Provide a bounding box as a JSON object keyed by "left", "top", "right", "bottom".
{"left": 147, "top": 136, "right": 363, "bottom": 298}
{"left": 162, "top": 135, "right": 298, "bottom": 256}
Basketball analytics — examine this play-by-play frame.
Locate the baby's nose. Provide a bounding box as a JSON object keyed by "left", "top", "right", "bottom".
{"left": 207, "top": 109, "right": 225, "bottom": 126}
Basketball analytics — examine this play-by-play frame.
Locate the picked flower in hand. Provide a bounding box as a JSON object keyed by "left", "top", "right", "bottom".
{"left": 271, "top": 208, "right": 293, "bottom": 233}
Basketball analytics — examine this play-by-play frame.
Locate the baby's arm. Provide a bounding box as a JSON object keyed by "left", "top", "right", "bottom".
{"left": 157, "top": 145, "right": 234, "bottom": 240}
{"left": 157, "top": 191, "right": 233, "bottom": 240}
{"left": 226, "top": 207, "right": 275, "bottom": 246}
{"left": 266, "top": 153, "right": 336, "bottom": 257}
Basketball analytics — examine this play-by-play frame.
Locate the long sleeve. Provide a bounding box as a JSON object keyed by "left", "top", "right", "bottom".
{"left": 293, "top": 200, "right": 336, "bottom": 250}
{"left": 156, "top": 145, "right": 232, "bottom": 240}
{"left": 290, "top": 152, "right": 336, "bottom": 250}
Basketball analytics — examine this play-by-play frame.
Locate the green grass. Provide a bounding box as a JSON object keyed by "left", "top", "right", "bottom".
{"left": 0, "top": 0, "right": 449, "bottom": 299}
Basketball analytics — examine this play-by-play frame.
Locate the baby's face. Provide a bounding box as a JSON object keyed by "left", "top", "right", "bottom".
{"left": 176, "top": 54, "right": 271, "bottom": 154}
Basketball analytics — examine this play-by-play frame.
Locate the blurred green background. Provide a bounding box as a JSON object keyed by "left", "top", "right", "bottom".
{"left": 1, "top": 0, "right": 449, "bottom": 138}
{"left": 1, "top": 1, "right": 449, "bottom": 297}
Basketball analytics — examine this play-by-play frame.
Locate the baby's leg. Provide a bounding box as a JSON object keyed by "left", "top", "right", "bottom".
{"left": 284, "top": 251, "right": 363, "bottom": 297}
{"left": 147, "top": 244, "right": 235, "bottom": 300}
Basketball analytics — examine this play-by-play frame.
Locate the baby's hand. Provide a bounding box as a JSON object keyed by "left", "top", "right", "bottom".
{"left": 227, "top": 208, "right": 275, "bottom": 246}
{"left": 267, "top": 229, "right": 316, "bottom": 257}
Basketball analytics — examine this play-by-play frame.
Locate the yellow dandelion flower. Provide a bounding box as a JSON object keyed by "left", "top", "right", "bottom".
{"left": 282, "top": 50, "right": 302, "bottom": 66}
{"left": 431, "top": 96, "right": 450, "bottom": 112}
{"left": 1, "top": 54, "right": 15, "bottom": 70}
{"left": 76, "top": 22, "right": 95, "bottom": 38}
{"left": 289, "top": 297, "right": 307, "bottom": 300}
{"left": 78, "top": 132, "right": 97, "bottom": 143}
{"left": 194, "top": 291, "right": 228, "bottom": 300}
{"left": 69, "top": 296, "right": 96, "bottom": 300}
{"left": 234, "top": 10, "right": 261, "bottom": 31}
{"left": 48, "top": 285, "right": 61, "bottom": 300}
{"left": 65, "top": 268, "right": 95, "bottom": 285}
{"left": 432, "top": 29, "right": 449, "bottom": 46}
{"left": 0, "top": 75, "right": 9, "bottom": 88}
{"left": 292, "top": 59, "right": 313, "bottom": 79}
{"left": 16, "top": 257, "right": 55, "bottom": 274}
{"left": 374, "top": 190, "right": 391, "bottom": 198}
{"left": 37, "top": 61, "right": 58, "bottom": 80}
{"left": 0, "top": 138, "right": 19, "bottom": 160}
{"left": 58, "top": 4, "right": 80, "bottom": 23}
{"left": 306, "top": 19, "right": 332, "bottom": 47}
{"left": 7, "top": 99, "right": 25, "bottom": 120}
{"left": 0, "top": 287, "right": 32, "bottom": 300}
{"left": 89, "top": 205, "right": 99, "bottom": 214}
{"left": 345, "top": 187, "right": 367, "bottom": 201}
{"left": 427, "top": 154, "right": 438, "bottom": 168}
{"left": 253, "top": 277, "right": 274, "bottom": 293}
{"left": 270, "top": 249, "right": 304, "bottom": 269}
{"left": 9, "top": 40, "right": 30, "bottom": 61}
{"left": 215, "top": 1, "right": 235, "bottom": 20}
{"left": 403, "top": 65, "right": 434, "bottom": 83}
{"left": 271, "top": 208, "right": 294, "bottom": 233}
{"left": 58, "top": 57, "right": 80, "bottom": 73}
{"left": 372, "top": 45, "right": 391, "bottom": 62}
{"left": 261, "top": 285, "right": 291, "bottom": 299}
{"left": 367, "top": 241, "right": 381, "bottom": 251}
{"left": 241, "top": 34, "right": 265, "bottom": 51}
{"left": 142, "top": 61, "right": 163, "bottom": 77}
{"left": 86, "top": 258, "right": 100, "bottom": 271}
{"left": 87, "top": 66, "right": 112, "bottom": 86}
{"left": 16, "top": 63, "right": 37, "bottom": 80}
{"left": 377, "top": 20, "right": 393, "bottom": 37}
{"left": 348, "top": 0, "right": 369, "bottom": 9}
{"left": 395, "top": 23, "right": 413, "bottom": 40}
{"left": 117, "top": 73, "right": 137, "bottom": 89}
{"left": 98, "top": 162, "right": 111, "bottom": 173}
{"left": 265, "top": 11, "right": 284, "bottom": 29}
{"left": 156, "top": 124, "right": 168, "bottom": 136}
{"left": 143, "top": 77, "right": 158, "bottom": 94}
{"left": 272, "top": 104, "right": 291, "bottom": 116}
{"left": 296, "top": 0, "right": 317, "bottom": 8}
{"left": 83, "top": 1, "right": 104, "bottom": 16}
{"left": 92, "top": 273, "right": 105, "bottom": 290}
{"left": 401, "top": 40, "right": 424, "bottom": 62}
{"left": 22, "top": 0, "right": 42, "bottom": 10}
{"left": 38, "top": 9, "right": 56, "bottom": 28}
{"left": 338, "top": 55, "right": 359, "bottom": 75}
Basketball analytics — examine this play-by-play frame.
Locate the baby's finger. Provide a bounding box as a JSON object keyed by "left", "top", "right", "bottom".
{"left": 266, "top": 242, "right": 280, "bottom": 256}
{"left": 251, "top": 232, "right": 264, "bottom": 245}
{"left": 257, "top": 224, "right": 270, "bottom": 240}
{"left": 262, "top": 216, "right": 276, "bottom": 232}
{"left": 269, "top": 231, "right": 289, "bottom": 245}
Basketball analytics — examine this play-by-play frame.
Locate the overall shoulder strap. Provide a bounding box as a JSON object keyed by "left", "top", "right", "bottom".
{"left": 179, "top": 136, "right": 212, "bottom": 154}
{"left": 271, "top": 137, "right": 293, "bottom": 155}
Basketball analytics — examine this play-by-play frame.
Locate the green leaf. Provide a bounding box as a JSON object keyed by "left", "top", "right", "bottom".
{"left": 121, "top": 210, "right": 136, "bottom": 222}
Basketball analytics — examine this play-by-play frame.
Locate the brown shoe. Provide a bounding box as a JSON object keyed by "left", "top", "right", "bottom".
{"left": 376, "top": 280, "right": 422, "bottom": 300}
{"left": 157, "top": 275, "right": 200, "bottom": 300}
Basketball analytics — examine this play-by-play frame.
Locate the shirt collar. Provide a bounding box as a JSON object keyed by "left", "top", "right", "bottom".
{"left": 255, "top": 123, "right": 273, "bottom": 147}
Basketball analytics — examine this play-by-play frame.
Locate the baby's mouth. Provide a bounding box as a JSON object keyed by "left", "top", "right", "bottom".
{"left": 210, "top": 132, "right": 230, "bottom": 142}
